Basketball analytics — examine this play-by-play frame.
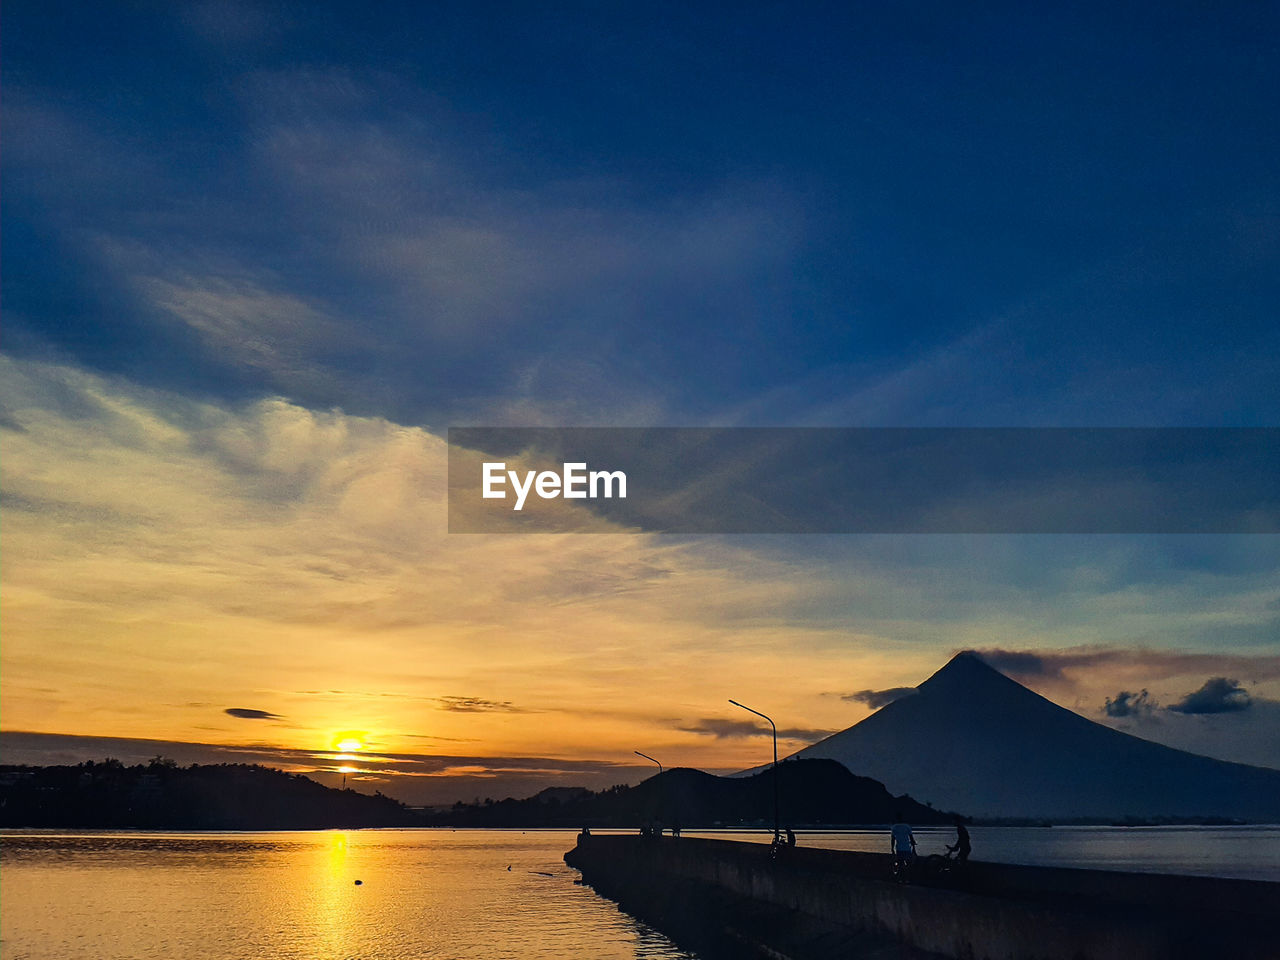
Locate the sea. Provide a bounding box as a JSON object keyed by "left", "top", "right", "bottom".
{"left": 2, "top": 826, "right": 1277, "bottom": 960}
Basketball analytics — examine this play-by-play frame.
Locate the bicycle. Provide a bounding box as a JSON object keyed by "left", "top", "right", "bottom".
{"left": 921, "top": 849, "right": 956, "bottom": 879}
{"left": 889, "top": 851, "right": 914, "bottom": 883}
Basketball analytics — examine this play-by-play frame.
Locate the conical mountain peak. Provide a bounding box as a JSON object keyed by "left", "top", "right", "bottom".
{"left": 790, "top": 650, "right": 1280, "bottom": 820}
{"left": 915, "top": 649, "right": 1028, "bottom": 699}
{"left": 932, "top": 649, "right": 998, "bottom": 677}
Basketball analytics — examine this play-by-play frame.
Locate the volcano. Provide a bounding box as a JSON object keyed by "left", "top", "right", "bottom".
{"left": 789, "top": 652, "right": 1280, "bottom": 821}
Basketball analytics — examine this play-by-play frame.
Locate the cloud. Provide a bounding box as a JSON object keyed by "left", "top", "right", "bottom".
{"left": 1168, "top": 677, "right": 1252, "bottom": 715}
{"left": 1099, "top": 692, "right": 1280, "bottom": 770}
{"left": 976, "top": 649, "right": 1058, "bottom": 678}
{"left": 678, "top": 718, "right": 835, "bottom": 742}
{"left": 10, "top": 68, "right": 808, "bottom": 428}
{"left": 434, "top": 697, "right": 523, "bottom": 714}
{"left": 841, "top": 687, "right": 917, "bottom": 709}
{"left": 5, "top": 356, "right": 1280, "bottom": 788}
{"left": 974, "top": 647, "right": 1280, "bottom": 684}
{"left": 132, "top": 268, "right": 349, "bottom": 399}
{"left": 0, "top": 354, "right": 882, "bottom": 775}
{"left": 223, "top": 707, "right": 284, "bottom": 720}
{"left": 0, "top": 730, "right": 665, "bottom": 805}
{"left": 1102, "top": 690, "right": 1156, "bottom": 718}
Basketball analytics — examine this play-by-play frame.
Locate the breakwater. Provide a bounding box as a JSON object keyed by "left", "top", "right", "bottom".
{"left": 564, "top": 835, "right": 1278, "bottom": 960}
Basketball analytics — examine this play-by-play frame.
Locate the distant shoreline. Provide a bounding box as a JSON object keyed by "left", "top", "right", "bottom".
{"left": 4, "top": 759, "right": 1275, "bottom": 831}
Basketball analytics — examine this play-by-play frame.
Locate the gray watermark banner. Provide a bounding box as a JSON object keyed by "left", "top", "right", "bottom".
{"left": 447, "top": 428, "right": 1279, "bottom": 534}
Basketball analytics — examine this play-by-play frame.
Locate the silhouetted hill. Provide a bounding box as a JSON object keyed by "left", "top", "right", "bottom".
{"left": 0, "top": 759, "right": 416, "bottom": 829}
{"left": 792, "top": 652, "right": 1280, "bottom": 821}
{"left": 430, "top": 759, "right": 955, "bottom": 827}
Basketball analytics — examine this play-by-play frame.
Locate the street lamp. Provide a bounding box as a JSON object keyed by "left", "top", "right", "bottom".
{"left": 634, "top": 751, "right": 662, "bottom": 775}
{"left": 634, "top": 751, "right": 667, "bottom": 836}
{"left": 729, "top": 699, "right": 779, "bottom": 839}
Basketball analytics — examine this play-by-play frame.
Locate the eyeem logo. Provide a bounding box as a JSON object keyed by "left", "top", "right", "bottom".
{"left": 482, "top": 462, "right": 627, "bottom": 511}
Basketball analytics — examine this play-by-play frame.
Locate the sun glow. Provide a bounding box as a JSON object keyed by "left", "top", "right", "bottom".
{"left": 336, "top": 738, "right": 363, "bottom": 752}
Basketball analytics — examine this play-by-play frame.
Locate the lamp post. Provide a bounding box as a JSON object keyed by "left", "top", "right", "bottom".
{"left": 634, "top": 751, "right": 666, "bottom": 835}
{"left": 634, "top": 751, "right": 662, "bottom": 775}
{"left": 729, "top": 699, "right": 779, "bottom": 839}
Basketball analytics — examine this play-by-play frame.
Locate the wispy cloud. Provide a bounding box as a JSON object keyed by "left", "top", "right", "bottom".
{"left": 841, "top": 687, "right": 916, "bottom": 710}
{"left": 5, "top": 356, "right": 1280, "bottom": 790}
{"left": 975, "top": 647, "right": 1280, "bottom": 685}
{"left": 7, "top": 65, "right": 810, "bottom": 428}
{"left": 0, "top": 355, "right": 881, "bottom": 773}
{"left": 135, "top": 269, "right": 348, "bottom": 394}
{"left": 434, "top": 697, "right": 524, "bottom": 714}
{"left": 677, "top": 718, "right": 835, "bottom": 743}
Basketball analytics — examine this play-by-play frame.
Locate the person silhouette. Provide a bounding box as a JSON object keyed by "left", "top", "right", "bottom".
{"left": 946, "top": 816, "right": 970, "bottom": 864}
{"left": 889, "top": 811, "right": 916, "bottom": 879}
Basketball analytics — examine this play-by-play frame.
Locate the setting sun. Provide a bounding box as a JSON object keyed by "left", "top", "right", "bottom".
{"left": 336, "top": 738, "right": 363, "bottom": 752}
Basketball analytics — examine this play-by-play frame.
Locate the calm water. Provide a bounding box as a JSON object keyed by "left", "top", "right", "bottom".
{"left": 0, "top": 830, "right": 694, "bottom": 960}
{"left": 3, "top": 827, "right": 1277, "bottom": 959}
{"left": 691, "top": 825, "right": 1280, "bottom": 881}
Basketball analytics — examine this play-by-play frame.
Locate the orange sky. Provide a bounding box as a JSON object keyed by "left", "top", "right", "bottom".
{"left": 3, "top": 355, "right": 1279, "bottom": 803}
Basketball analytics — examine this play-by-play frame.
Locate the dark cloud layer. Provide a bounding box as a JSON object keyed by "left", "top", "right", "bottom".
{"left": 433, "top": 697, "right": 523, "bottom": 713}
{"left": 223, "top": 708, "right": 283, "bottom": 720}
{"left": 1168, "top": 677, "right": 1252, "bottom": 715}
{"left": 678, "top": 718, "right": 834, "bottom": 742}
{"left": 0, "top": 730, "right": 685, "bottom": 805}
{"left": 977, "top": 650, "right": 1057, "bottom": 678}
{"left": 974, "top": 647, "right": 1280, "bottom": 683}
{"left": 841, "top": 687, "right": 917, "bottom": 710}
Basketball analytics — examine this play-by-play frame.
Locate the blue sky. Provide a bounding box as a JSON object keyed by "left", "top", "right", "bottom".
{"left": 9, "top": 1, "right": 1278, "bottom": 427}
{"left": 3, "top": 1, "right": 1278, "bottom": 802}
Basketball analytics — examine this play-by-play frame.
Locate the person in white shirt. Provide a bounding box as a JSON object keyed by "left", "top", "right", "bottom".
{"left": 889, "top": 811, "right": 916, "bottom": 877}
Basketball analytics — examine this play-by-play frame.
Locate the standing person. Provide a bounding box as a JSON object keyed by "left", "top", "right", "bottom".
{"left": 889, "top": 811, "right": 916, "bottom": 880}
{"left": 946, "top": 817, "right": 971, "bottom": 864}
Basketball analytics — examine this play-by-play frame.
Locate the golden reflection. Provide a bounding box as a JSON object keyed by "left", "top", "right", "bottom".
{"left": 328, "top": 831, "right": 349, "bottom": 873}
{"left": 312, "top": 830, "right": 355, "bottom": 958}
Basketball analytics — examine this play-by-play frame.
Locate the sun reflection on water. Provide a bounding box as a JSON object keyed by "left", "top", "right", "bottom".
{"left": 314, "top": 831, "right": 354, "bottom": 958}
{"left": 0, "top": 830, "right": 700, "bottom": 959}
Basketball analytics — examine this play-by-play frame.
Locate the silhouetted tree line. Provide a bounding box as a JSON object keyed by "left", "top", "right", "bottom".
{"left": 426, "top": 759, "right": 959, "bottom": 828}
{"left": 0, "top": 757, "right": 960, "bottom": 829}
{"left": 0, "top": 759, "right": 416, "bottom": 829}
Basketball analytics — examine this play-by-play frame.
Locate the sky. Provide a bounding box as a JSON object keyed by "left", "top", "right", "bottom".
{"left": 3, "top": 0, "right": 1278, "bottom": 806}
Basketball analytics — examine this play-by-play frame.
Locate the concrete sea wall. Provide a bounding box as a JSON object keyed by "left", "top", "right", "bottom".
{"left": 564, "top": 835, "right": 1278, "bottom": 960}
